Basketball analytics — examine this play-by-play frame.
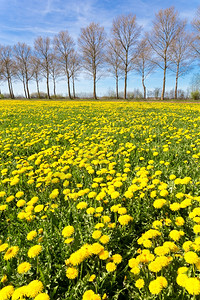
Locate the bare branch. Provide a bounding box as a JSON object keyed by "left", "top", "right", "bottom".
{"left": 78, "top": 22, "right": 106, "bottom": 99}
{"left": 147, "top": 7, "right": 185, "bottom": 100}
{"left": 111, "top": 14, "right": 142, "bottom": 99}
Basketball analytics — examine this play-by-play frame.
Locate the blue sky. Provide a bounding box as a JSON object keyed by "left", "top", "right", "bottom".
{"left": 0, "top": 0, "right": 199, "bottom": 97}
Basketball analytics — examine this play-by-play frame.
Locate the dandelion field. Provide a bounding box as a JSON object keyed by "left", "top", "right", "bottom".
{"left": 1, "top": 100, "right": 200, "bottom": 299}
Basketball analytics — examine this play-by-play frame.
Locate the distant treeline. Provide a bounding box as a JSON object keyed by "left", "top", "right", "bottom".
{"left": 0, "top": 6, "right": 199, "bottom": 100}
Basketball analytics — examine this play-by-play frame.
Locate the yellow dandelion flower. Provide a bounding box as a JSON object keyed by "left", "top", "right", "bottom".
{"left": 148, "top": 261, "right": 162, "bottom": 273}
{"left": 128, "top": 258, "right": 139, "bottom": 268}
{"left": 76, "top": 202, "right": 88, "bottom": 209}
{"left": 95, "top": 223, "right": 104, "bottom": 229}
{"left": 159, "top": 189, "right": 168, "bottom": 197}
{"left": 96, "top": 207, "right": 103, "bottom": 213}
{"left": 27, "top": 230, "right": 37, "bottom": 241}
{"left": 154, "top": 246, "right": 169, "bottom": 256}
{"left": 124, "top": 191, "right": 133, "bottom": 199}
{"left": 88, "top": 274, "right": 96, "bottom": 282}
{"left": 64, "top": 238, "right": 74, "bottom": 244}
{"left": 112, "top": 254, "right": 122, "bottom": 264}
{"left": 184, "top": 251, "right": 199, "bottom": 264}
{"left": 16, "top": 200, "right": 26, "bottom": 208}
{"left": 101, "top": 216, "right": 111, "bottom": 223}
{"left": 62, "top": 226, "right": 74, "bottom": 237}
{"left": 34, "top": 293, "right": 50, "bottom": 300}
{"left": 4, "top": 246, "right": 19, "bottom": 260}
{"left": 135, "top": 279, "right": 144, "bottom": 289}
{"left": 106, "top": 262, "right": 116, "bottom": 272}
{"left": 169, "top": 230, "right": 183, "bottom": 241}
{"left": 66, "top": 267, "right": 78, "bottom": 279}
{"left": 0, "top": 243, "right": 9, "bottom": 252}
{"left": 111, "top": 191, "right": 119, "bottom": 199}
{"left": 10, "top": 177, "right": 19, "bottom": 186}
{"left": 177, "top": 267, "right": 188, "bottom": 274}
{"left": 0, "top": 205, "right": 7, "bottom": 211}
{"left": 34, "top": 205, "right": 44, "bottom": 213}
{"left": 118, "top": 207, "right": 127, "bottom": 215}
{"left": 143, "top": 239, "right": 152, "bottom": 248}
{"left": 169, "top": 174, "right": 176, "bottom": 180}
{"left": 91, "top": 243, "right": 104, "bottom": 255}
{"left": 26, "top": 280, "right": 43, "bottom": 298}
{"left": 110, "top": 204, "right": 121, "bottom": 212}
{"left": 157, "top": 276, "right": 167, "bottom": 288}
{"left": 17, "top": 262, "right": 31, "bottom": 274}
{"left": 170, "top": 202, "right": 180, "bottom": 211}
{"left": 149, "top": 279, "right": 162, "bottom": 295}
{"left": 86, "top": 207, "right": 95, "bottom": 215}
{"left": 194, "top": 225, "right": 200, "bottom": 234}
{"left": 99, "top": 235, "right": 110, "bottom": 244}
{"left": 28, "top": 245, "right": 42, "bottom": 258}
{"left": 130, "top": 266, "right": 140, "bottom": 274}
{"left": 11, "top": 286, "right": 27, "bottom": 300}
{"left": 175, "top": 217, "right": 185, "bottom": 226}
{"left": 118, "top": 215, "right": 133, "bottom": 225}
{"left": 176, "top": 274, "right": 188, "bottom": 287}
{"left": 92, "top": 230, "right": 102, "bottom": 239}
{"left": 185, "top": 277, "right": 200, "bottom": 295}
{"left": 153, "top": 199, "right": 166, "bottom": 209}
{"left": 1, "top": 275, "right": 7, "bottom": 283}
{"left": 38, "top": 228, "right": 43, "bottom": 234}
{"left": 49, "top": 189, "right": 59, "bottom": 199}
{"left": 0, "top": 191, "right": 6, "bottom": 197}
{"left": 88, "top": 192, "right": 97, "bottom": 198}
{"left": 182, "top": 241, "right": 193, "bottom": 252}
{"left": 82, "top": 290, "right": 95, "bottom": 300}
{"left": 6, "top": 195, "right": 14, "bottom": 203}
{"left": 152, "top": 220, "right": 162, "bottom": 229}
{"left": 0, "top": 285, "right": 14, "bottom": 300}
{"left": 99, "top": 250, "right": 109, "bottom": 260}
{"left": 15, "top": 191, "right": 24, "bottom": 198}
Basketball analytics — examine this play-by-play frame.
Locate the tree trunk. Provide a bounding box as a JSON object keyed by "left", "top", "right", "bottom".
{"left": 23, "top": 77, "right": 27, "bottom": 98}
{"left": 116, "top": 74, "right": 119, "bottom": 99}
{"left": 46, "top": 74, "right": 50, "bottom": 99}
{"left": 174, "top": 63, "right": 179, "bottom": 100}
{"left": 67, "top": 75, "right": 71, "bottom": 99}
{"left": 7, "top": 78, "right": 12, "bottom": 99}
{"left": 142, "top": 75, "right": 146, "bottom": 100}
{"left": 93, "top": 71, "right": 97, "bottom": 100}
{"left": 25, "top": 68, "right": 30, "bottom": 99}
{"left": 53, "top": 76, "right": 56, "bottom": 97}
{"left": 124, "top": 51, "right": 128, "bottom": 99}
{"left": 10, "top": 79, "right": 14, "bottom": 99}
{"left": 124, "top": 68, "right": 127, "bottom": 99}
{"left": 72, "top": 75, "right": 76, "bottom": 99}
{"left": 26, "top": 80, "right": 30, "bottom": 99}
{"left": 161, "top": 57, "right": 167, "bottom": 100}
{"left": 36, "top": 75, "right": 40, "bottom": 98}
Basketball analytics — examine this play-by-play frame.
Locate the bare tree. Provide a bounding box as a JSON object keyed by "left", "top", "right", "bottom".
{"left": 192, "top": 7, "right": 200, "bottom": 60}
{"left": 31, "top": 55, "right": 42, "bottom": 98}
{"left": 147, "top": 7, "right": 184, "bottom": 100}
{"left": 13, "top": 42, "right": 33, "bottom": 99}
{"left": 105, "top": 39, "right": 123, "bottom": 99}
{"left": 78, "top": 22, "right": 106, "bottom": 99}
{"left": 34, "top": 37, "right": 52, "bottom": 99}
{"left": 53, "top": 30, "right": 75, "bottom": 99}
{"left": 190, "top": 73, "right": 200, "bottom": 92}
{"left": 111, "top": 14, "right": 141, "bottom": 99}
{"left": 134, "top": 38, "right": 155, "bottom": 99}
{"left": 49, "top": 54, "right": 62, "bottom": 97}
{"left": 0, "top": 46, "right": 16, "bottom": 98}
{"left": 69, "top": 50, "right": 81, "bottom": 99}
{"left": 169, "top": 29, "right": 194, "bottom": 99}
